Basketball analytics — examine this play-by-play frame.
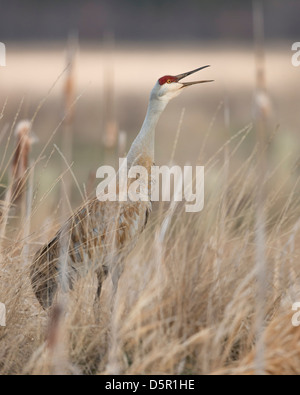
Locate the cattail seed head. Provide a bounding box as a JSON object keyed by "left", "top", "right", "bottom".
{"left": 11, "top": 120, "right": 36, "bottom": 202}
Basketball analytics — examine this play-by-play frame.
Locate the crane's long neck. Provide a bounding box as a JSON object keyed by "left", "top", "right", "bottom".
{"left": 126, "top": 96, "right": 168, "bottom": 167}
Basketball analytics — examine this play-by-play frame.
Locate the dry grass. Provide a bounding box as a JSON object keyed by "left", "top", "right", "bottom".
{"left": 0, "top": 105, "right": 299, "bottom": 375}
{"left": 0, "top": 41, "right": 300, "bottom": 375}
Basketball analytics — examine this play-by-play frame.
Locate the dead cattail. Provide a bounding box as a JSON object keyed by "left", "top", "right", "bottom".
{"left": 46, "top": 304, "right": 64, "bottom": 351}
{"left": 61, "top": 32, "right": 78, "bottom": 218}
{"left": 11, "top": 120, "right": 36, "bottom": 203}
{"left": 63, "top": 32, "right": 77, "bottom": 127}
{"left": 253, "top": 0, "right": 271, "bottom": 376}
{"left": 103, "top": 120, "right": 118, "bottom": 149}
{"left": 118, "top": 130, "right": 127, "bottom": 157}
{"left": 0, "top": 120, "right": 35, "bottom": 253}
{"left": 102, "top": 31, "right": 118, "bottom": 149}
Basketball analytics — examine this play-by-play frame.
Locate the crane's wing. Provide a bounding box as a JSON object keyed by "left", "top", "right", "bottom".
{"left": 30, "top": 198, "right": 151, "bottom": 309}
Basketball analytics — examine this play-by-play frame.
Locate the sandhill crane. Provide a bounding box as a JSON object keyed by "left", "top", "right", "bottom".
{"left": 30, "top": 66, "right": 213, "bottom": 310}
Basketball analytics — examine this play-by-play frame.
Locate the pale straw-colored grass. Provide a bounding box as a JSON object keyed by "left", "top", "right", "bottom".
{"left": 0, "top": 107, "right": 299, "bottom": 375}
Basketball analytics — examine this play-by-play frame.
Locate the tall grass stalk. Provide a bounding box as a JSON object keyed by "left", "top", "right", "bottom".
{"left": 253, "top": 0, "right": 271, "bottom": 375}
{"left": 61, "top": 32, "right": 78, "bottom": 218}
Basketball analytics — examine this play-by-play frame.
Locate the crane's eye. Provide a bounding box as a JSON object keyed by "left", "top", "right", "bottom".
{"left": 167, "top": 79, "right": 172, "bottom": 84}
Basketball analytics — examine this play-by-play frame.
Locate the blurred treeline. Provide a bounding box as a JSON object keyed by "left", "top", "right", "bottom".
{"left": 0, "top": 0, "right": 299, "bottom": 42}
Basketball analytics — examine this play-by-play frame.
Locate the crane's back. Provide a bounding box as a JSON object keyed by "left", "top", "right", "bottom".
{"left": 30, "top": 173, "right": 152, "bottom": 309}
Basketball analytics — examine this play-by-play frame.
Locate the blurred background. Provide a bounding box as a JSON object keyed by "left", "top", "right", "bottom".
{"left": 1, "top": 0, "right": 300, "bottom": 42}
{"left": 0, "top": 0, "right": 299, "bottom": 212}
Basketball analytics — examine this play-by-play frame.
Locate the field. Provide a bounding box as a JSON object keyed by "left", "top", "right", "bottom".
{"left": 0, "top": 42, "right": 300, "bottom": 375}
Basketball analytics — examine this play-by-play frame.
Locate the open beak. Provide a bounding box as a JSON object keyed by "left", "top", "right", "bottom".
{"left": 175, "top": 66, "right": 214, "bottom": 88}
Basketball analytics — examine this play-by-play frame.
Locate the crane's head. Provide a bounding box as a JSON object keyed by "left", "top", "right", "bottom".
{"left": 152, "top": 66, "right": 213, "bottom": 102}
